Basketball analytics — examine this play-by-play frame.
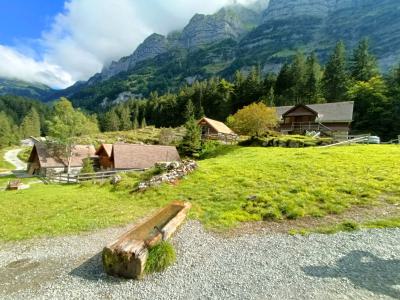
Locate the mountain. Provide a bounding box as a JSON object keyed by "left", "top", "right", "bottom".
{"left": 57, "top": 0, "right": 400, "bottom": 110}
{"left": 0, "top": 78, "right": 54, "bottom": 101}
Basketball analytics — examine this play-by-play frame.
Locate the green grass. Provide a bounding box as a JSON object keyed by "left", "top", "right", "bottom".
{"left": 17, "top": 147, "right": 32, "bottom": 162}
{"left": 75, "top": 126, "right": 185, "bottom": 147}
{"left": 145, "top": 241, "right": 176, "bottom": 274}
{"left": 1, "top": 145, "right": 399, "bottom": 241}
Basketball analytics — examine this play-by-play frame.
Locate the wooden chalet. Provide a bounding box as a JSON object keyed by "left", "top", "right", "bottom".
{"left": 27, "top": 143, "right": 96, "bottom": 176}
{"left": 97, "top": 144, "right": 181, "bottom": 171}
{"left": 198, "top": 117, "right": 237, "bottom": 141}
{"left": 275, "top": 101, "right": 354, "bottom": 138}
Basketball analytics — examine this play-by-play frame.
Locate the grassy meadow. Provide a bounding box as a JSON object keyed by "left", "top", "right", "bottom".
{"left": 0, "top": 145, "right": 399, "bottom": 241}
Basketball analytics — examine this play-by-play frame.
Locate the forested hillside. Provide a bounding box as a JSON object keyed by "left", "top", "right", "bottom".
{"left": 98, "top": 40, "right": 400, "bottom": 140}
{"left": 56, "top": 0, "right": 400, "bottom": 108}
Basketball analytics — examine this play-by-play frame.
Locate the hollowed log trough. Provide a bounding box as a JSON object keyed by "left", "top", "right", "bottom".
{"left": 102, "top": 201, "right": 191, "bottom": 279}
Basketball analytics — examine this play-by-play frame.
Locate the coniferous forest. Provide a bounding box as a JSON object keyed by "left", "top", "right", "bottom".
{"left": 1, "top": 39, "right": 400, "bottom": 147}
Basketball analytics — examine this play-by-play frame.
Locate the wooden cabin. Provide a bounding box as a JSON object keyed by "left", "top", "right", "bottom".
{"left": 96, "top": 144, "right": 181, "bottom": 170}
{"left": 27, "top": 143, "right": 96, "bottom": 176}
{"left": 275, "top": 101, "right": 354, "bottom": 138}
{"left": 198, "top": 117, "right": 237, "bottom": 141}
{"left": 95, "top": 144, "right": 113, "bottom": 170}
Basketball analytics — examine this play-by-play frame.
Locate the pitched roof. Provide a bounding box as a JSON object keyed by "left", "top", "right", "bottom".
{"left": 275, "top": 101, "right": 354, "bottom": 122}
{"left": 199, "top": 117, "right": 236, "bottom": 135}
{"left": 29, "top": 143, "right": 96, "bottom": 168}
{"left": 95, "top": 144, "right": 113, "bottom": 157}
{"left": 112, "top": 144, "right": 181, "bottom": 170}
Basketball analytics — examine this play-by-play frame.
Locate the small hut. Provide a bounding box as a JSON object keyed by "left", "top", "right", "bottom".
{"left": 95, "top": 144, "right": 113, "bottom": 170}
{"left": 198, "top": 117, "right": 237, "bottom": 141}
{"left": 27, "top": 143, "right": 96, "bottom": 176}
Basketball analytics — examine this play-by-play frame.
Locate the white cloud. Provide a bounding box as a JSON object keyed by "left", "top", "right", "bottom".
{"left": 0, "top": 45, "right": 73, "bottom": 88}
{"left": 0, "top": 0, "right": 261, "bottom": 88}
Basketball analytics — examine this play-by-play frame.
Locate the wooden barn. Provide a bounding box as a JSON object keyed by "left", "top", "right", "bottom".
{"left": 27, "top": 143, "right": 96, "bottom": 176}
{"left": 198, "top": 117, "right": 237, "bottom": 141}
{"left": 96, "top": 144, "right": 181, "bottom": 170}
{"left": 95, "top": 144, "right": 113, "bottom": 170}
{"left": 275, "top": 101, "right": 354, "bottom": 138}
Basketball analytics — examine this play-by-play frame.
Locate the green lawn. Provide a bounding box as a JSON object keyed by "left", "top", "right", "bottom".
{"left": 0, "top": 145, "right": 399, "bottom": 241}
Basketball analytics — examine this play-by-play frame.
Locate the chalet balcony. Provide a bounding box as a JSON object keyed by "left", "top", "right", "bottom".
{"left": 280, "top": 122, "right": 333, "bottom": 134}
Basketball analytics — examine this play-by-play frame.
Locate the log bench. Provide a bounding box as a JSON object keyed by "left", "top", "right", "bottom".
{"left": 102, "top": 201, "right": 191, "bottom": 279}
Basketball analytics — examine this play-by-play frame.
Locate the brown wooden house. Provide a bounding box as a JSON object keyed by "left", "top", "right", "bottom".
{"left": 275, "top": 101, "right": 354, "bottom": 138}
{"left": 95, "top": 144, "right": 113, "bottom": 170}
{"left": 96, "top": 143, "right": 181, "bottom": 170}
{"left": 198, "top": 117, "right": 237, "bottom": 141}
{"left": 27, "top": 143, "right": 96, "bottom": 176}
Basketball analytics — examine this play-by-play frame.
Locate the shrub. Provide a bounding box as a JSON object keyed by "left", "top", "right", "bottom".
{"left": 145, "top": 241, "right": 176, "bottom": 274}
{"left": 159, "top": 128, "right": 178, "bottom": 145}
{"left": 80, "top": 157, "right": 95, "bottom": 174}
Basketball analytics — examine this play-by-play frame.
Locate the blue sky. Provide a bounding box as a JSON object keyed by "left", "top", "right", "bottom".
{"left": 0, "top": 0, "right": 64, "bottom": 46}
{"left": 0, "top": 0, "right": 256, "bottom": 88}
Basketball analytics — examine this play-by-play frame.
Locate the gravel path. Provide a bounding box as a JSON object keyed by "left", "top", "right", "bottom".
{"left": 0, "top": 221, "right": 399, "bottom": 299}
{"left": 3, "top": 149, "right": 26, "bottom": 171}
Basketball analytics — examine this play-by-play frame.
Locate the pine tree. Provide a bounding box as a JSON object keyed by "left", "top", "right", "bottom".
{"left": 141, "top": 117, "right": 147, "bottom": 128}
{"left": 322, "top": 41, "right": 349, "bottom": 102}
{"left": 104, "top": 110, "right": 120, "bottom": 132}
{"left": 132, "top": 105, "right": 140, "bottom": 129}
{"left": 350, "top": 38, "right": 379, "bottom": 82}
{"left": 184, "top": 99, "right": 195, "bottom": 122}
{"left": 20, "top": 107, "right": 41, "bottom": 138}
{"left": 275, "top": 63, "right": 293, "bottom": 105}
{"left": 289, "top": 52, "right": 307, "bottom": 103}
{"left": 304, "top": 53, "right": 323, "bottom": 103}
{"left": 179, "top": 116, "right": 201, "bottom": 157}
{"left": 0, "top": 111, "right": 17, "bottom": 147}
{"left": 119, "top": 106, "right": 132, "bottom": 131}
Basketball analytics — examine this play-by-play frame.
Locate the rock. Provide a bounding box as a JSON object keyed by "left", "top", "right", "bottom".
{"left": 137, "top": 160, "right": 198, "bottom": 192}
{"left": 111, "top": 175, "right": 122, "bottom": 185}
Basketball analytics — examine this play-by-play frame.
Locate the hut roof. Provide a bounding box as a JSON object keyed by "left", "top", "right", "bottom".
{"left": 199, "top": 117, "right": 236, "bottom": 135}
{"left": 275, "top": 101, "right": 354, "bottom": 123}
{"left": 29, "top": 143, "right": 96, "bottom": 168}
{"left": 111, "top": 144, "right": 181, "bottom": 170}
{"left": 95, "top": 144, "right": 113, "bottom": 157}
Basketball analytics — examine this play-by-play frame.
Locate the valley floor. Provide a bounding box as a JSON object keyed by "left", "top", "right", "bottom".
{"left": 0, "top": 221, "right": 399, "bottom": 299}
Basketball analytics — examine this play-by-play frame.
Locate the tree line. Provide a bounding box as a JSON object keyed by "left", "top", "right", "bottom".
{"left": 101, "top": 38, "right": 400, "bottom": 140}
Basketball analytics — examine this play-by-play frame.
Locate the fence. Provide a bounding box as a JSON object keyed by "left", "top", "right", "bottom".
{"left": 47, "top": 169, "right": 141, "bottom": 184}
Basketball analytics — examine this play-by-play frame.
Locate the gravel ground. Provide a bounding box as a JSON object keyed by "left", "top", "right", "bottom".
{"left": 0, "top": 221, "right": 399, "bottom": 300}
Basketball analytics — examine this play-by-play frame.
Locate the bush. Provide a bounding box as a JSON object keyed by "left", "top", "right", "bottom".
{"left": 239, "top": 135, "right": 333, "bottom": 148}
{"left": 145, "top": 241, "right": 176, "bottom": 274}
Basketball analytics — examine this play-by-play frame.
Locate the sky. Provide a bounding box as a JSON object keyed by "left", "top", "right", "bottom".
{"left": 0, "top": 0, "right": 259, "bottom": 89}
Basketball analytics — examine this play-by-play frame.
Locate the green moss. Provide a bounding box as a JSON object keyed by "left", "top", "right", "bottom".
{"left": 145, "top": 241, "right": 176, "bottom": 274}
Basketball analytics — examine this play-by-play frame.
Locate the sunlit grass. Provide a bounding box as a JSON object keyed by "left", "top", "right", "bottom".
{"left": 0, "top": 145, "right": 399, "bottom": 241}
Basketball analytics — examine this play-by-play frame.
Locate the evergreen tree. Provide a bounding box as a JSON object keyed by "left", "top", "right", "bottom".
{"left": 350, "top": 38, "right": 379, "bottom": 82}
{"left": 289, "top": 52, "right": 307, "bottom": 103}
{"left": 304, "top": 53, "right": 323, "bottom": 103}
{"left": 119, "top": 106, "right": 132, "bottom": 131}
{"left": 179, "top": 116, "right": 201, "bottom": 157}
{"left": 141, "top": 117, "right": 147, "bottom": 128}
{"left": 0, "top": 111, "right": 17, "bottom": 147}
{"left": 20, "top": 107, "right": 41, "bottom": 138}
{"left": 322, "top": 41, "right": 349, "bottom": 102}
{"left": 184, "top": 99, "right": 195, "bottom": 122}
{"left": 275, "top": 62, "right": 293, "bottom": 105}
{"left": 104, "top": 110, "right": 120, "bottom": 132}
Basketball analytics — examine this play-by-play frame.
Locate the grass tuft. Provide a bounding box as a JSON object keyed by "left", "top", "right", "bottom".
{"left": 145, "top": 241, "right": 176, "bottom": 274}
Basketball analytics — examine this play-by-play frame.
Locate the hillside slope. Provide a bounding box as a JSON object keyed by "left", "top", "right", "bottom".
{"left": 55, "top": 0, "right": 400, "bottom": 109}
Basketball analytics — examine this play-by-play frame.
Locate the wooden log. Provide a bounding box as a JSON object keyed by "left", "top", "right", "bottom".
{"left": 102, "top": 201, "right": 191, "bottom": 279}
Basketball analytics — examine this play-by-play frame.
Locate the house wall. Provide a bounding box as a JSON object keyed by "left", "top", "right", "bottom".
{"left": 97, "top": 148, "right": 113, "bottom": 170}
